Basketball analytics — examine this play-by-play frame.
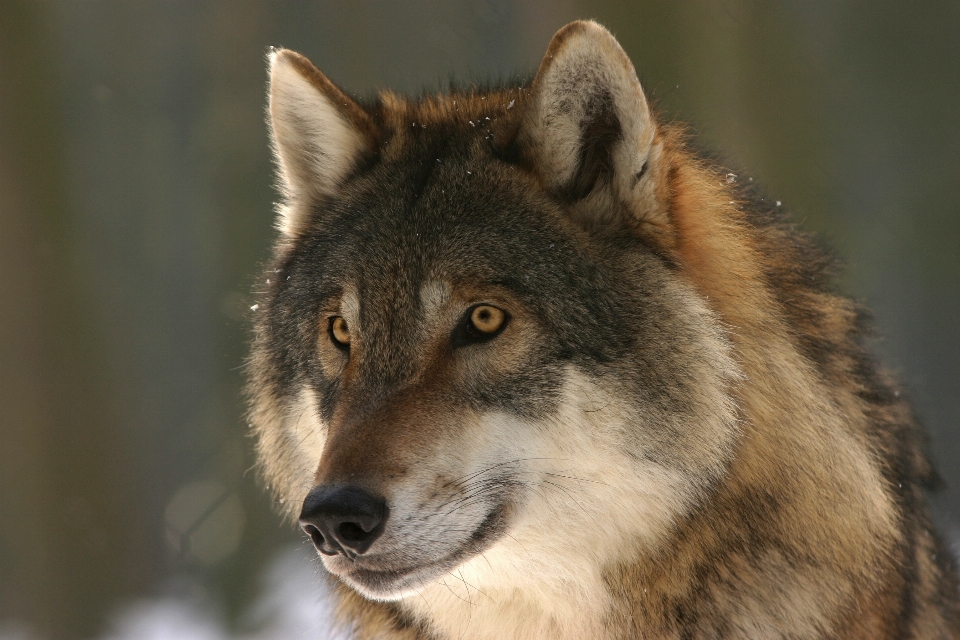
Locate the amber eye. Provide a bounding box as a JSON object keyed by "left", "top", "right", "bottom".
{"left": 470, "top": 305, "right": 506, "bottom": 334}
{"left": 453, "top": 304, "right": 508, "bottom": 347}
{"left": 329, "top": 316, "right": 351, "bottom": 349}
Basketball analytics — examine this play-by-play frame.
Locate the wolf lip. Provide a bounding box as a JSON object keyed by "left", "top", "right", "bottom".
{"left": 329, "top": 504, "right": 508, "bottom": 595}
{"left": 322, "top": 545, "right": 461, "bottom": 598}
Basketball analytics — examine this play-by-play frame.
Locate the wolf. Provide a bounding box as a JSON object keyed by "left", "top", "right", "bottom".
{"left": 246, "top": 20, "right": 960, "bottom": 639}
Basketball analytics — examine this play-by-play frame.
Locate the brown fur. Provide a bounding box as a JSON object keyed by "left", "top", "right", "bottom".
{"left": 249, "top": 20, "right": 960, "bottom": 639}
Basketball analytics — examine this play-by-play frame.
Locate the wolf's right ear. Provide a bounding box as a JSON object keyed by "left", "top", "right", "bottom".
{"left": 268, "top": 49, "right": 376, "bottom": 235}
{"left": 518, "top": 22, "right": 656, "bottom": 224}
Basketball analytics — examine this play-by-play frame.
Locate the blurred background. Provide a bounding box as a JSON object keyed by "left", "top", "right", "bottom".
{"left": 1, "top": 1, "right": 958, "bottom": 638}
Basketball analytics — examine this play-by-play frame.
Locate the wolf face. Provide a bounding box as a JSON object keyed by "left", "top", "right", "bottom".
{"left": 253, "top": 22, "right": 739, "bottom": 605}
{"left": 249, "top": 20, "right": 958, "bottom": 640}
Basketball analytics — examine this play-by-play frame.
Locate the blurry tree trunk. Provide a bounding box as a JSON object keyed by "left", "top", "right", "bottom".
{"left": 0, "top": 4, "right": 149, "bottom": 638}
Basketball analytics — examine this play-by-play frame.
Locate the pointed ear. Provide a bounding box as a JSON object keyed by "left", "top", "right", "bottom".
{"left": 267, "top": 49, "right": 376, "bottom": 234}
{"left": 520, "top": 21, "right": 655, "bottom": 210}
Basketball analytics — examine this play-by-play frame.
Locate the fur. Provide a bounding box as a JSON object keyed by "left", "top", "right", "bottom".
{"left": 247, "top": 20, "right": 960, "bottom": 639}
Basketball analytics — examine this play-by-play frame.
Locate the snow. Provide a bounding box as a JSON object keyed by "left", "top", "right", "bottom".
{"left": 99, "top": 546, "right": 351, "bottom": 640}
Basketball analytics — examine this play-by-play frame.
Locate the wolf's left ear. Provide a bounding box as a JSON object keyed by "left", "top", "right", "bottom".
{"left": 520, "top": 21, "right": 655, "bottom": 213}
{"left": 268, "top": 49, "right": 376, "bottom": 235}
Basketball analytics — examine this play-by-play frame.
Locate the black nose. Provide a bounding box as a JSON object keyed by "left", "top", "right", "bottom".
{"left": 299, "top": 485, "right": 387, "bottom": 557}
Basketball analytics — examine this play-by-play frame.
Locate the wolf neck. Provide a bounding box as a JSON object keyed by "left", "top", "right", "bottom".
{"left": 400, "top": 572, "right": 609, "bottom": 640}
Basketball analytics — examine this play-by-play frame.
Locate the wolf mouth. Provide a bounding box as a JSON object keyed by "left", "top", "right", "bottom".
{"left": 334, "top": 503, "right": 508, "bottom": 597}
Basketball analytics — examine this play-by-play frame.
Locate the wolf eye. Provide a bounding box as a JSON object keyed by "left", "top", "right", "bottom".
{"left": 453, "top": 304, "right": 508, "bottom": 347}
{"left": 470, "top": 305, "right": 505, "bottom": 334}
{"left": 329, "top": 316, "right": 351, "bottom": 349}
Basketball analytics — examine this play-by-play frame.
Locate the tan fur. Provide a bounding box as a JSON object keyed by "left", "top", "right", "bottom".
{"left": 250, "top": 20, "right": 960, "bottom": 640}
{"left": 268, "top": 49, "right": 376, "bottom": 236}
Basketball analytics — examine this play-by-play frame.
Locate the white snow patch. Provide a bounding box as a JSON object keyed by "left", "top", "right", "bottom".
{"left": 99, "top": 546, "right": 350, "bottom": 640}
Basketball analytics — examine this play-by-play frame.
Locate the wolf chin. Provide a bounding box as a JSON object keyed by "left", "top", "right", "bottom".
{"left": 247, "top": 20, "right": 960, "bottom": 639}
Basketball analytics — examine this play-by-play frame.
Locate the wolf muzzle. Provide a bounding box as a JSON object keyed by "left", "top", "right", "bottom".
{"left": 299, "top": 485, "right": 388, "bottom": 557}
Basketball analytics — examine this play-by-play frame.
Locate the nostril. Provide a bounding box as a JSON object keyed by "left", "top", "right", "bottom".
{"left": 302, "top": 523, "right": 331, "bottom": 554}
{"left": 338, "top": 521, "right": 367, "bottom": 543}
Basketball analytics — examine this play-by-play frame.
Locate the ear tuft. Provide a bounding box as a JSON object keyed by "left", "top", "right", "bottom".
{"left": 267, "top": 49, "right": 375, "bottom": 234}
{"left": 521, "top": 21, "right": 654, "bottom": 207}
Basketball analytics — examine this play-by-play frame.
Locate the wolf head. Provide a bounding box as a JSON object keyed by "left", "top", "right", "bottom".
{"left": 249, "top": 21, "right": 741, "bottom": 603}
